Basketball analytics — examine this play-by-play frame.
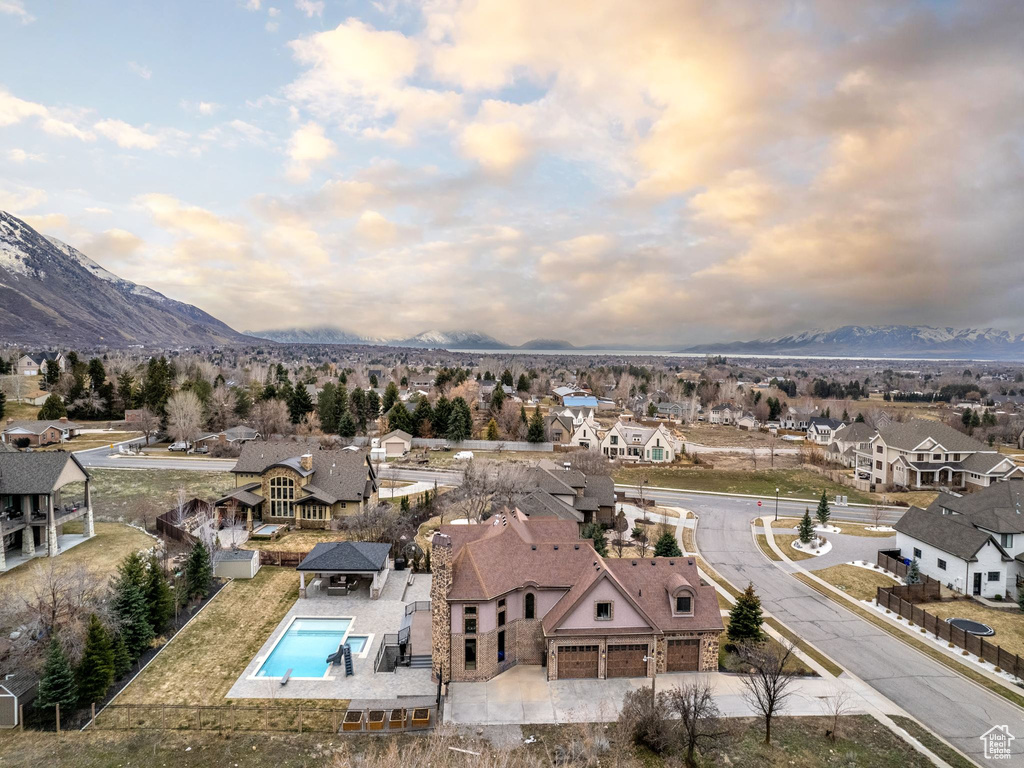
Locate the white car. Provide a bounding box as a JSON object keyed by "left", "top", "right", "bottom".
{"left": 168, "top": 441, "right": 190, "bottom": 452}
{"left": 453, "top": 450, "right": 474, "bottom": 461}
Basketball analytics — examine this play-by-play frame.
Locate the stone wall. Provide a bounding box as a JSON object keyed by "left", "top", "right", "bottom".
{"left": 547, "top": 634, "right": 655, "bottom": 681}
{"left": 429, "top": 534, "right": 452, "bottom": 682}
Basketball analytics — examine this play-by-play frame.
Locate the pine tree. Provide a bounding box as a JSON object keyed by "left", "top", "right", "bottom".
{"left": 815, "top": 490, "right": 831, "bottom": 529}
{"left": 727, "top": 583, "right": 764, "bottom": 643}
{"left": 146, "top": 554, "right": 174, "bottom": 635}
{"left": 516, "top": 373, "right": 530, "bottom": 393}
{"left": 35, "top": 637, "right": 78, "bottom": 711}
{"left": 337, "top": 409, "right": 356, "bottom": 438}
{"left": 112, "top": 633, "right": 131, "bottom": 679}
{"left": 185, "top": 540, "right": 213, "bottom": 602}
{"left": 0, "top": 389, "right": 6, "bottom": 421}
{"left": 798, "top": 508, "right": 815, "bottom": 544}
{"left": 490, "top": 384, "right": 505, "bottom": 413}
{"left": 37, "top": 393, "right": 67, "bottom": 420}
{"left": 289, "top": 383, "right": 314, "bottom": 424}
{"left": 485, "top": 418, "right": 500, "bottom": 441}
{"left": 400, "top": 495, "right": 410, "bottom": 513}
{"left": 317, "top": 382, "right": 338, "bottom": 433}
{"left": 412, "top": 397, "right": 434, "bottom": 437}
{"left": 76, "top": 615, "right": 115, "bottom": 706}
{"left": 446, "top": 397, "right": 472, "bottom": 442}
{"left": 906, "top": 558, "right": 920, "bottom": 585}
{"left": 117, "top": 552, "right": 148, "bottom": 592}
{"left": 111, "top": 569, "right": 154, "bottom": 661}
{"left": 349, "top": 388, "right": 367, "bottom": 433}
{"left": 654, "top": 530, "right": 682, "bottom": 557}
{"left": 432, "top": 396, "right": 452, "bottom": 437}
{"left": 526, "top": 406, "right": 545, "bottom": 442}
{"left": 382, "top": 382, "right": 400, "bottom": 413}
{"left": 387, "top": 403, "right": 414, "bottom": 435}
{"left": 582, "top": 523, "right": 608, "bottom": 556}
{"left": 520, "top": 404, "right": 528, "bottom": 427}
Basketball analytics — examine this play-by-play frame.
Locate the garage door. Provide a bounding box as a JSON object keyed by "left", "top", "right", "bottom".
{"left": 666, "top": 638, "right": 700, "bottom": 672}
{"left": 606, "top": 643, "right": 648, "bottom": 678}
{"left": 557, "top": 645, "right": 599, "bottom": 678}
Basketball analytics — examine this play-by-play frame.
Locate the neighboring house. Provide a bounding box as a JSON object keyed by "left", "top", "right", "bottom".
{"left": 194, "top": 425, "right": 260, "bottom": 448}
{"left": 826, "top": 422, "right": 876, "bottom": 467}
{"left": 893, "top": 480, "right": 1024, "bottom": 598}
{"left": 0, "top": 451, "right": 94, "bottom": 570}
{"left": 708, "top": 403, "right": 738, "bottom": 425}
{"left": 656, "top": 401, "right": 698, "bottom": 423}
{"left": 559, "top": 404, "right": 598, "bottom": 428}
{"left": 806, "top": 417, "right": 844, "bottom": 446}
{"left": 217, "top": 442, "right": 379, "bottom": 530}
{"left": 0, "top": 672, "right": 37, "bottom": 728}
{"left": 521, "top": 462, "right": 616, "bottom": 526}
{"left": 546, "top": 413, "right": 575, "bottom": 445}
{"left": 600, "top": 422, "right": 676, "bottom": 463}
{"left": 1, "top": 418, "right": 81, "bottom": 447}
{"left": 782, "top": 407, "right": 819, "bottom": 431}
{"left": 430, "top": 515, "right": 723, "bottom": 683}
{"left": 15, "top": 354, "right": 46, "bottom": 377}
{"left": 735, "top": 413, "right": 760, "bottom": 431}
{"left": 854, "top": 418, "right": 1024, "bottom": 492}
{"left": 378, "top": 429, "right": 412, "bottom": 457}
{"left": 569, "top": 422, "right": 600, "bottom": 450}
{"left": 563, "top": 395, "right": 599, "bottom": 410}
{"left": 552, "top": 385, "right": 590, "bottom": 404}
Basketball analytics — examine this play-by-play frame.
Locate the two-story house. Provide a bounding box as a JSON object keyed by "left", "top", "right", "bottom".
{"left": 825, "top": 422, "right": 876, "bottom": 467}
{"left": 217, "top": 442, "right": 378, "bottom": 530}
{"left": 517, "top": 462, "right": 616, "bottom": 527}
{"left": 854, "top": 418, "right": 1023, "bottom": 492}
{"left": 781, "top": 406, "right": 819, "bottom": 431}
{"left": 893, "top": 479, "right": 1024, "bottom": 598}
{"left": 600, "top": 422, "right": 675, "bottom": 463}
{"left": 708, "top": 403, "right": 738, "bottom": 425}
{"left": 806, "top": 417, "right": 844, "bottom": 446}
{"left": 430, "top": 515, "right": 722, "bottom": 683}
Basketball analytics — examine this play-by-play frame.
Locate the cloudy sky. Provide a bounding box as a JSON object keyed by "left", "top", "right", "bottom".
{"left": 1, "top": 1, "right": 1022, "bottom": 346}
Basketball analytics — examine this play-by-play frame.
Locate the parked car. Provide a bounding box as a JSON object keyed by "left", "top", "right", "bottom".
{"left": 168, "top": 441, "right": 190, "bottom": 452}
{"left": 192, "top": 444, "right": 209, "bottom": 454}
{"left": 453, "top": 450, "right": 474, "bottom": 461}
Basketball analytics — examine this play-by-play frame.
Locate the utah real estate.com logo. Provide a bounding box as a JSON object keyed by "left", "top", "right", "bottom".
{"left": 980, "top": 725, "right": 1015, "bottom": 760}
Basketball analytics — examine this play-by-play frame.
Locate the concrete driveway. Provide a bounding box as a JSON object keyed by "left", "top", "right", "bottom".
{"left": 445, "top": 665, "right": 872, "bottom": 725}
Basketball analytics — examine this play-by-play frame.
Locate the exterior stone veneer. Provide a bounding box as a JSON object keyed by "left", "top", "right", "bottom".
{"left": 547, "top": 634, "right": 654, "bottom": 682}
{"left": 430, "top": 534, "right": 453, "bottom": 682}
{"left": 258, "top": 466, "right": 368, "bottom": 530}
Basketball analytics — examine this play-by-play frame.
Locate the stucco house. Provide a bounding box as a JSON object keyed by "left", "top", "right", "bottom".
{"left": 2, "top": 418, "right": 81, "bottom": 447}
{"left": 782, "top": 406, "right": 819, "bottom": 431}
{"left": 600, "top": 422, "right": 676, "bottom": 463}
{"left": 854, "top": 418, "right": 1023, "bottom": 492}
{"left": 430, "top": 515, "right": 722, "bottom": 683}
{"left": 893, "top": 480, "right": 1024, "bottom": 598}
{"left": 825, "top": 422, "right": 876, "bottom": 467}
{"left": 217, "top": 442, "right": 378, "bottom": 530}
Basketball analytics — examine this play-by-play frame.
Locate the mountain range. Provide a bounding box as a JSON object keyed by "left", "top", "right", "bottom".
{"left": 0, "top": 211, "right": 250, "bottom": 346}
{"left": 682, "top": 325, "right": 1024, "bottom": 360}
{"left": 246, "top": 326, "right": 580, "bottom": 350}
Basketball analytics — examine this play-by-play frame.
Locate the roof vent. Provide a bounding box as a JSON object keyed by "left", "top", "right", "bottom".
{"left": 531, "top": 545, "right": 537, "bottom": 551}
{"left": 631, "top": 560, "right": 637, "bottom": 566}
{"left": 553, "top": 545, "right": 558, "bottom": 550}
{"left": 574, "top": 544, "right": 579, "bottom": 550}
{"left": 669, "top": 560, "right": 675, "bottom": 566}
{"left": 651, "top": 561, "right": 656, "bottom": 566}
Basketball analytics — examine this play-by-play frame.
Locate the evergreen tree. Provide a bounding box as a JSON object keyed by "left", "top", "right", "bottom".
{"left": 35, "top": 637, "right": 77, "bottom": 712}
{"left": 364, "top": 389, "right": 381, "bottom": 427}
{"left": 317, "top": 382, "right": 338, "bottom": 433}
{"left": 111, "top": 568, "right": 154, "bottom": 661}
{"left": 400, "top": 495, "right": 410, "bottom": 513}
{"left": 582, "top": 523, "right": 608, "bottom": 556}
{"left": 145, "top": 554, "right": 174, "bottom": 635}
{"left": 349, "top": 388, "right": 368, "bottom": 432}
{"left": 387, "top": 403, "right": 414, "bottom": 435}
{"left": 815, "top": 490, "right": 831, "bottom": 529}
{"left": 412, "top": 397, "right": 434, "bottom": 437}
{"left": 501, "top": 369, "right": 514, "bottom": 387}
{"left": 76, "top": 615, "right": 114, "bottom": 706}
{"left": 727, "top": 583, "right": 764, "bottom": 643}
{"left": 906, "top": 558, "right": 920, "bottom": 585}
{"left": 337, "top": 409, "right": 356, "bottom": 438}
{"left": 45, "top": 359, "right": 61, "bottom": 386}
{"left": 112, "top": 633, "right": 131, "bottom": 679}
{"left": 654, "top": 530, "right": 682, "bottom": 557}
{"left": 184, "top": 539, "right": 213, "bottom": 602}
{"left": 516, "top": 373, "right": 530, "bottom": 393}
{"left": 520, "top": 404, "right": 528, "bottom": 427}
{"left": 485, "top": 418, "right": 500, "bottom": 441}
{"left": 382, "top": 382, "right": 400, "bottom": 414}
{"left": 446, "top": 397, "right": 471, "bottom": 442}
{"left": 855, "top": 413, "right": 865, "bottom": 423}
{"left": 432, "top": 396, "right": 452, "bottom": 437}
{"left": 37, "top": 394, "right": 67, "bottom": 420}
{"left": 526, "top": 405, "right": 545, "bottom": 442}
{"left": 369, "top": 373, "right": 379, "bottom": 388}
{"left": 798, "top": 508, "right": 815, "bottom": 544}
{"left": 490, "top": 383, "right": 505, "bottom": 413}
{"left": 288, "top": 383, "right": 314, "bottom": 424}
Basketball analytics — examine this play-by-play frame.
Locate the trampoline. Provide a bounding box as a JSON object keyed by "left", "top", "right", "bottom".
{"left": 946, "top": 617, "right": 995, "bottom": 637}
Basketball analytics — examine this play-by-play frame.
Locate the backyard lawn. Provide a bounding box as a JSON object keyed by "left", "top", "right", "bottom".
{"left": 118, "top": 566, "right": 309, "bottom": 706}
{"left": 810, "top": 564, "right": 900, "bottom": 601}
{"left": 0, "top": 522, "right": 155, "bottom": 597}
{"left": 242, "top": 528, "right": 350, "bottom": 552}
{"left": 89, "top": 469, "right": 234, "bottom": 527}
{"left": 916, "top": 599, "right": 1024, "bottom": 658}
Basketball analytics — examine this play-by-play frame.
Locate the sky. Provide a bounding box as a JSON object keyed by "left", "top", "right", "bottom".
{"left": 0, "top": 0, "right": 1022, "bottom": 347}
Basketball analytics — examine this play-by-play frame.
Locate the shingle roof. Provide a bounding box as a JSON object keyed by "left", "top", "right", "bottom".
{"left": 297, "top": 541, "right": 391, "bottom": 572}
{"left": 0, "top": 671, "right": 38, "bottom": 698}
{"left": 582, "top": 474, "right": 616, "bottom": 509}
{"left": 379, "top": 429, "right": 412, "bottom": 442}
{"left": 525, "top": 466, "right": 577, "bottom": 496}
{"left": 894, "top": 505, "right": 1007, "bottom": 561}
{"left": 960, "top": 452, "right": 1013, "bottom": 475}
{"left": 928, "top": 481, "right": 1024, "bottom": 534}
{"left": 834, "top": 422, "right": 876, "bottom": 443}
{"left": 808, "top": 417, "right": 843, "bottom": 430}
{"left": 2, "top": 419, "right": 81, "bottom": 435}
{"left": 514, "top": 490, "right": 583, "bottom": 522}
{"left": 215, "top": 485, "right": 264, "bottom": 507}
{"left": 219, "top": 548, "right": 258, "bottom": 561}
{"left": 0, "top": 452, "right": 87, "bottom": 495}
{"left": 604, "top": 558, "right": 724, "bottom": 633}
{"left": 876, "top": 418, "right": 987, "bottom": 453}
{"left": 232, "top": 442, "right": 375, "bottom": 502}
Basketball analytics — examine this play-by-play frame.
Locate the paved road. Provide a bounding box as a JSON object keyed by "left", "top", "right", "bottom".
{"left": 75, "top": 441, "right": 237, "bottom": 472}
{"left": 649, "top": 487, "right": 1024, "bottom": 766}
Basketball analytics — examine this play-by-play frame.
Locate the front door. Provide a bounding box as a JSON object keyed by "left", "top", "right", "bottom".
{"left": 973, "top": 572, "right": 982, "bottom": 596}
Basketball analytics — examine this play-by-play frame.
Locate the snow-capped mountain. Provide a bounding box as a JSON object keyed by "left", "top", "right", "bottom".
{"left": 683, "top": 325, "right": 1024, "bottom": 360}
{"left": 0, "top": 210, "right": 248, "bottom": 346}
{"left": 247, "top": 327, "right": 512, "bottom": 349}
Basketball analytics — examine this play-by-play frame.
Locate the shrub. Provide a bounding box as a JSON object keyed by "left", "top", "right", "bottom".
{"left": 617, "top": 688, "right": 672, "bottom": 754}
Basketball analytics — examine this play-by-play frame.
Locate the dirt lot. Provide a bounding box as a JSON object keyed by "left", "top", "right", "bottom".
{"left": 89, "top": 469, "right": 234, "bottom": 528}
{"left": 681, "top": 422, "right": 777, "bottom": 447}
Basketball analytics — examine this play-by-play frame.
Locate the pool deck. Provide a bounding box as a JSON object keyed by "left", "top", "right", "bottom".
{"left": 226, "top": 570, "right": 435, "bottom": 702}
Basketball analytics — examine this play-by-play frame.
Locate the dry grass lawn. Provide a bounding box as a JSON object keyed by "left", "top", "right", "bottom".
{"left": 772, "top": 534, "right": 824, "bottom": 561}
{"left": 242, "top": 529, "right": 349, "bottom": 552}
{"left": 0, "top": 522, "right": 155, "bottom": 596}
{"left": 917, "top": 599, "right": 1024, "bottom": 658}
{"left": 36, "top": 431, "right": 142, "bottom": 452}
{"left": 89, "top": 469, "right": 234, "bottom": 526}
{"left": 679, "top": 422, "right": 777, "bottom": 447}
{"left": 117, "top": 566, "right": 329, "bottom": 707}
{"left": 772, "top": 518, "right": 897, "bottom": 538}
{"left": 811, "top": 564, "right": 900, "bottom": 601}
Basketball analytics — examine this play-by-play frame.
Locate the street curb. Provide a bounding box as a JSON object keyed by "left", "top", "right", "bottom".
{"left": 615, "top": 483, "right": 905, "bottom": 510}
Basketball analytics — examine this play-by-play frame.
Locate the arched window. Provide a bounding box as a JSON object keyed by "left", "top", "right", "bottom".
{"left": 525, "top": 592, "right": 535, "bottom": 619}
{"left": 269, "top": 476, "right": 295, "bottom": 518}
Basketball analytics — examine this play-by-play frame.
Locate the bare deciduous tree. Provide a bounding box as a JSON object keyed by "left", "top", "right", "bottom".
{"left": 297, "top": 411, "right": 323, "bottom": 436}
{"left": 166, "top": 390, "right": 204, "bottom": 444}
{"left": 738, "top": 640, "right": 797, "bottom": 745}
{"left": 664, "top": 679, "right": 728, "bottom": 767}
{"left": 568, "top": 449, "right": 612, "bottom": 477}
{"left": 818, "top": 684, "right": 853, "bottom": 741}
{"left": 250, "top": 398, "right": 290, "bottom": 439}
{"left": 135, "top": 406, "right": 160, "bottom": 446}
{"left": 207, "top": 386, "right": 237, "bottom": 431}
{"left": 496, "top": 400, "right": 525, "bottom": 440}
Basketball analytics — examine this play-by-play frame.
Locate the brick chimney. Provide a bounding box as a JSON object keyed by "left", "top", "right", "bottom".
{"left": 300, "top": 453, "right": 313, "bottom": 472}
{"left": 59, "top": 416, "right": 68, "bottom": 423}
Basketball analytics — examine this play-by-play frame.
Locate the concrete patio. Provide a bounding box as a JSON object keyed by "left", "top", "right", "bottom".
{"left": 226, "top": 569, "right": 435, "bottom": 702}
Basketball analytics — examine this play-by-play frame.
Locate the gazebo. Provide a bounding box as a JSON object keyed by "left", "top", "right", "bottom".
{"left": 297, "top": 541, "right": 392, "bottom": 599}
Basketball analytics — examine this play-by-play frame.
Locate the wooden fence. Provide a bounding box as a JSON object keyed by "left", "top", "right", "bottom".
{"left": 90, "top": 702, "right": 435, "bottom": 733}
{"left": 258, "top": 550, "right": 307, "bottom": 567}
{"left": 876, "top": 549, "right": 943, "bottom": 595}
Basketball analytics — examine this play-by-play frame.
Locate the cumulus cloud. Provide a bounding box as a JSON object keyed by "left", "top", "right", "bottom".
{"left": 285, "top": 121, "right": 336, "bottom": 181}
{"left": 128, "top": 61, "right": 152, "bottom": 80}
{"left": 0, "top": 184, "right": 46, "bottom": 212}
{"left": 94, "top": 119, "right": 162, "bottom": 149}
{"left": 294, "top": 0, "right": 323, "bottom": 18}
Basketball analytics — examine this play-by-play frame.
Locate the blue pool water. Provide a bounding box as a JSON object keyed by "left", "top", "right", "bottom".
{"left": 252, "top": 524, "right": 283, "bottom": 536}
{"left": 345, "top": 635, "right": 368, "bottom": 654}
{"left": 257, "top": 618, "right": 352, "bottom": 678}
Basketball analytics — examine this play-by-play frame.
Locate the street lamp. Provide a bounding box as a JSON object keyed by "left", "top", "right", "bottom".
{"left": 643, "top": 654, "right": 657, "bottom": 701}
{"left": 774, "top": 487, "right": 780, "bottom": 521}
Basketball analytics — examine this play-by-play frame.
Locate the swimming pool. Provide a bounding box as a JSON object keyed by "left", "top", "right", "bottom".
{"left": 345, "top": 635, "right": 369, "bottom": 655}
{"left": 251, "top": 524, "right": 284, "bottom": 538}
{"left": 256, "top": 617, "right": 352, "bottom": 678}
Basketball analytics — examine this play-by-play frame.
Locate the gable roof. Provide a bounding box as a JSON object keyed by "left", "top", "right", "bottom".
{"left": 834, "top": 422, "right": 876, "bottom": 444}
{"left": 514, "top": 489, "right": 583, "bottom": 522}
{"left": 0, "top": 451, "right": 88, "bottom": 495}
{"left": 928, "top": 480, "right": 1024, "bottom": 534}
{"left": 2, "top": 419, "right": 81, "bottom": 435}
{"left": 894, "top": 505, "right": 1009, "bottom": 561}
{"left": 876, "top": 418, "right": 987, "bottom": 453}
{"left": 542, "top": 563, "right": 658, "bottom": 634}
{"left": 232, "top": 441, "right": 375, "bottom": 502}
{"left": 379, "top": 429, "right": 412, "bottom": 442}
{"left": 808, "top": 417, "right": 843, "bottom": 431}
{"left": 296, "top": 541, "right": 391, "bottom": 572}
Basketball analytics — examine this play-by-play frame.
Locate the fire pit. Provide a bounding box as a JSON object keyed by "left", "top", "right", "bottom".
{"left": 946, "top": 617, "right": 995, "bottom": 637}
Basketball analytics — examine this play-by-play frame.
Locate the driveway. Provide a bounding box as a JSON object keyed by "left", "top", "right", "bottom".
{"left": 445, "top": 665, "right": 873, "bottom": 725}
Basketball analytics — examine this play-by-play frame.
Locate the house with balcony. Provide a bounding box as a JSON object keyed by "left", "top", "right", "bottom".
{"left": 430, "top": 514, "right": 722, "bottom": 683}
{"left": 825, "top": 422, "right": 876, "bottom": 467}
{"left": 893, "top": 479, "right": 1024, "bottom": 598}
{"left": 0, "top": 452, "right": 94, "bottom": 571}
{"left": 217, "top": 442, "right": 378, "bottom": 530}
{"left": 854, "top": 418, "right": 1023, "bottom": 492}
{"left": 600, "top": 422, "right": 675, "bottom": 463}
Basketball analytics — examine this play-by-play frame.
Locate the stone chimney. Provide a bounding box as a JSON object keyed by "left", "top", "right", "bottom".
{"left": 430, "top": 532, "right": 453, "bottom": 683}
{"left": 300, "top": 453, "right": 313, "bottom": 472}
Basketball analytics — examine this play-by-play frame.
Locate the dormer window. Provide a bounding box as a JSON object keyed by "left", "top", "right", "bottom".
{"left": 675, "top": 596, "right": 692, "bottom": 614}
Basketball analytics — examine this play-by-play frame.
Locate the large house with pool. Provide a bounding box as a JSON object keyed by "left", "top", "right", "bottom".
{"left": 217, "top": 442, "right": 378, "bottom": 530}
{"left": 430, "top": 514, "right": 722, "bottom": 683}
